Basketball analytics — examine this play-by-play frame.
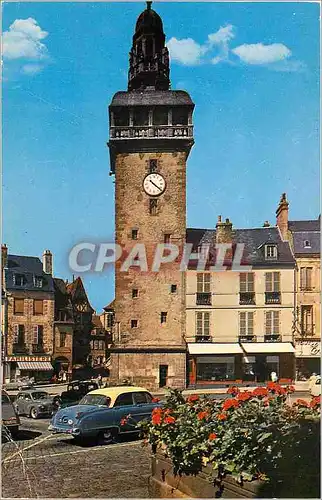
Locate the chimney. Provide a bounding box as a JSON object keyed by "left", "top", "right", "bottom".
{"left": 216, "top": 216, "right": 233, "bottom": 244}
{"left": 1, "top": 244, "right": 8, "bottom": 269}
{"left": 43, "top": 250, "right": 53, "bottom": 275}
{"left": 276, "top": 193, "right": 289, "bottom": 241}
{"left": 263, "top": 221, "right": 271, "bottom": 227}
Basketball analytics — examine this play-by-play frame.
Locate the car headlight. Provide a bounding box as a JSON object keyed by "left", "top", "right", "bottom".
{"left": 39, "top": 405, "right": 45, "bottom": 410}
{"left": 68, "top": 419, "right": 73, "bottom": 425}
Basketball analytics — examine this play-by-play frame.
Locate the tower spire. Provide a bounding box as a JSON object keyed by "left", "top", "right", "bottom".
{"left": 128, "top": 2, "right": 170, "bottom": 91}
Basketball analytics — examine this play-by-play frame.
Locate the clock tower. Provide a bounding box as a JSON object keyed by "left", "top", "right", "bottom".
{"left": 108, "top": 1, "right": 194, "bottom": 390}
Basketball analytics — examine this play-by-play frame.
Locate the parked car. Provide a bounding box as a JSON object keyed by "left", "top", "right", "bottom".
{"left": 2, "top": 389, "right": 20, "bottom": 438}
{"left": 5, "top": 377, "right": 35, "bottom": 391}
{"left": 53, "top": 380, "right": 99, "bottom": 410}
{"left": 14, "top": 390, "right": 55, "bottom": 419}
{"left": 310, "top": 376, "right": 321, "bottom": 397}
{"left": 48, "top": 386, "right": 161, "bottom": 443}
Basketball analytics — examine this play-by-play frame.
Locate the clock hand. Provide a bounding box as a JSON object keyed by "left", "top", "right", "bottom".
{"left": 149, "top": 179, "right": 162, "bottom": 191}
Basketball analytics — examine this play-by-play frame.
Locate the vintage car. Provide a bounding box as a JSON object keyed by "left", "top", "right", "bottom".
{"left": 14, "top": 390, "right": 55, "bottom": 419}
{"left": 2, "top": 390, "right": 20, "bottom": 438}
{"left": 53, "top": 380, "right": 99, "bottom": 410}
{"left": 48, "top": 386, "right": 161, "bottom": 443}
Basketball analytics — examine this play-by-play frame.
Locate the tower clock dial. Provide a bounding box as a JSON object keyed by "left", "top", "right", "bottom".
{"left": 143, "top": 173, "right": 166, "bottom": 196}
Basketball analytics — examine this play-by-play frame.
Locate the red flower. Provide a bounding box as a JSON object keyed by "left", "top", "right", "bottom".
{"left": 295, "top": 399, "right": 309, "bottom": 407}
{"left": 208, "top": 433, "right": 217, "bottom": 441}
{"left": 187, "top": 395, "right": 199, "bottom": 403}
{"left": 222, "top": 398, "right": 239, "bottom": 410}
{"left": 152, "top": 413, "right": 162, "bottom": 425}
{"left": 267, "top": 381, "right": 277, "bottom": 391}
{"left": 237, "top": 391, "right": 252, "bottom": 402}
{"left": 164, "top": 416, "right": 176, "bottom": 424}
{"left": 227, "top": 386, "right": 240, "bottom": 395}
{"left": 252, "top": 387, "right": 268, "bottom": 398}
{"left": 197, "top": 411, "right": 209, "bottom": 421}
{"left": 217, "top": 412, "right": 227, "bottom": 421}
{"left": 310, "top": 396, "right": 320, "bottom": 407}
{"left": 120, "top": 417, "right": 128, "bottom": 426}
{"left": 152, "top": 397, "right": 160, "bottom": 402}
{"left": 286, "top": 385, "right": 295, "bottom": 393}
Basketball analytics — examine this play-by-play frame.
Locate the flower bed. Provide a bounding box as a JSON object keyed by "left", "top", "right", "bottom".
{"left": 135, "top": 384, "right": 320, "bottom": 498}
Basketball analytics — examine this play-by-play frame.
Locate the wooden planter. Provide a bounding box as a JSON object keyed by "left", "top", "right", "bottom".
{"left": 149, "top": 452, "right": 262, "bottom": 498}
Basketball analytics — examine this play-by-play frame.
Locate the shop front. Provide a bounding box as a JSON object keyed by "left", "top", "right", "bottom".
{"left": 295, "top": 340, "right": 321, "bottom": 379}
{"left": 188, "top": 342, "right": 295, "bottom": 386}
{"left": 5, "top": 356, "right": 53, "bottom": 383}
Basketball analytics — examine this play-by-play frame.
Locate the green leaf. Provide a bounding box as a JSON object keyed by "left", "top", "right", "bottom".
{"left": 257, "top": 432, "right": 272, "bottom": 443}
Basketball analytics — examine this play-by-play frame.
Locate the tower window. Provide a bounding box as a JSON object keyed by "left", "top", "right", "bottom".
{"left": 149, "top": 159, "right": 158, "bottom": 172}
{"left": 114, "top": 109, "right": 129, "bottom": 127}
{"left": 172, "top": 107, "right": 188, "bottom": 126}
{"left": 164, "top": 233, "right": 171, "bottom": 244}
{"left": 161, "top": 312, "right": 167, "bottom": 324}
{"left": 171, "top": 284, "right": 177, "bottom": 293}
{"left": 153, "top": 108, "right": 168, "bottom": 126}
{"left": 133, "top": 107, "right": 149, "bottom": 126}
{"left": 149, "top": 198, "right": 158, "bottom": 215}
{"left": 132, "top": 289, "right": 138, "bottom": 298}
{"left": 131, "top": 229, "right": 138, "bottom": 240}
{"left": 131, "top": 320, "right": 138, "bottom": 328}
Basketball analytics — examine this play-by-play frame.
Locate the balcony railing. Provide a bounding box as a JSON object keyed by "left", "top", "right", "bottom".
{"left": 239, "top": 335, "right": 257, "bottom": 343}
{"left": 12, "top": 343, "right": 28, "bottom": 354}
{"left": 196, "top": 292, "right": 212, "bottom": 306}
{"left": 264, "top": 334, "right": 282, "bottom": 342}
{"left": 195, "top": 335, "right": 212, "bottom": 343}
{"left": 32, "top": 343, "right": 45, "bottom": 353}
{"left": 110, "top": 124, "right": 193, "bottom": 140}
{"left": 239, "top": 292, "right": 255, "bottom": 305}
{"left": 265, "top": 292, "right": 281, "bottom": 304}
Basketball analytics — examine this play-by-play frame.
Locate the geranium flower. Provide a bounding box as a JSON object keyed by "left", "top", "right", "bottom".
{"left": 237, "top": 391, "right": 252, "bottom": 402}
{"left": 208, "top": 433, "right": 217, "bottom": 440}
{"left": 295, "top": 399, "right": 309, "bottom": 407}
{"left": 187, "top": 395, "right": 199, "bottom": 403}
{"left": 197, "top": 411, "right": 209, "bottom": 420}
{"left": 217, "top": 412, "right": 227, "bottom": 421}
{"left": 164, "top": 416, "right": 176, "bottom": 424}
{"left": 286, "top": 385, "right": 295, "bottom": 393}
{"left": 252, "top": 387, "right": 268, "bottom": 398}
{"left": 152, "top": 413, "right": 162, "bottom": 425}
{"left": 310, "top": 396, "right": 320, "bottom": 407}
{"left": 227, "top": 386, "right": 240, "bottom": 395}
{"left": 222, "top": 398, "right": 239, "bottom": 410}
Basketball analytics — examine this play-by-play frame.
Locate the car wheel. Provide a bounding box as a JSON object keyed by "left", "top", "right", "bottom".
{"left": 97, "top": 428, "right": 118, "bottom": 445}
{"left": 30, "top": 407, "right": 38, "bottom": 419}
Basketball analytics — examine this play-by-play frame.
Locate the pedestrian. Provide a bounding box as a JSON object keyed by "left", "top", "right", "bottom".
{"left": 62, "top": 371, "right": 67, "bottom": 383}
{"left": 309, "top": 372, "right": 317, "bottom": 390}
{"left": 270, "top": 370, "right": 278, "bottom": 383}
{"left": 97, "top": 374, "right": 103, "bottom": 388}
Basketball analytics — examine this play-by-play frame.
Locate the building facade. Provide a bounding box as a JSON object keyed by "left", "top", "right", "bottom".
{"left": 276, "top": 195, "right": 321, "bottom": 377}
{"left": 52, "top": 278, "right": 74, "bottom": 377}
{"left": 186, "top": 217, "right": 296, "bottom": 385}
{"left": 2, "top": 246, "right": 55, "bottom": 382}
{"left": 108, "top": 2, "right": 194, "bottom": 390}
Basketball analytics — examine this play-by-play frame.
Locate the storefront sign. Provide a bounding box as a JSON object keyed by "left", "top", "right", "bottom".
{"left": 295, "top": 341, "right": 321, "bottom": 358}
{"left": 5, "top": 356, "right": 51, "bottom": 362}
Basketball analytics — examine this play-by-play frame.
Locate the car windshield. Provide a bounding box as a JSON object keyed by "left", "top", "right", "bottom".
{"left": 2, "top": 393, "right": 11, "bottom": 404}
{"left": 79, "top": 394, "right": 111, "bottom": 406}
{"left": 32, "top": 392, "right": 48, "bottom": 400}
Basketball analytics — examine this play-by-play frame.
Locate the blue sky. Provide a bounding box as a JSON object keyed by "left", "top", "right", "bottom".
{"left": 3, "top": 1, "right": 320, "bottom": 311}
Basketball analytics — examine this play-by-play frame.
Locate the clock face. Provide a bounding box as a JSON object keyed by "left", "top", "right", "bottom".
{"left": 143, "top": 173, "right": 166, "bottom": 197}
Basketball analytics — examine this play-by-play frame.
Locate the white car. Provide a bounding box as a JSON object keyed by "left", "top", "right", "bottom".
{"left": 310, "top": 376, "right": 321, "bottom": 397}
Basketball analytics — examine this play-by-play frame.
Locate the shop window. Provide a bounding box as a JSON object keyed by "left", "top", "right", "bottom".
{"left": 196, "top": 356, "right": 235, "bottom": 382}
{"left": 60, "top": 333, "right": 67, "bottom": 348}
{"left": 14, "top": 298, "right": 24, "bottom": 315}
{"left": 266, "top": 355, "right": 279, "bottom": 377}
{"left": 159, "top": 365, "right": 168, "bottom": 388}
{"left": 300, "top": 267, "right": 313, "bottom": 290}
{"left": 161, "top": 312, "right": 167, "bottom": 324}
{"left": 242, "top": 356, "right": 256, "bottom": 381}
{"left": 34, "top": 299, "right": 44, "bottom": 315}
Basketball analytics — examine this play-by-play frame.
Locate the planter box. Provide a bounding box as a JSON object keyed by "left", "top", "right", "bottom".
{"left": 149, "top": 452, "right": 262, "bottom": 498}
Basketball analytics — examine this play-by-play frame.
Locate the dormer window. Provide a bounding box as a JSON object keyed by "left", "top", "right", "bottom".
{"left": 34, "top": 276, "right": 43, "bottom": 288}
{"left": 13, "top": 274, "right": 25, "bottom": 286}
{"left": 304, "top": 240, "right": 311, "bottom": 248}
{"left": 265, "top": 245, "right": 277, "bottom": 260}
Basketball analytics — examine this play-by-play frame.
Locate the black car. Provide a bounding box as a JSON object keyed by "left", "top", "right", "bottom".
{"left": 53, "top": 380, "right": 99, "bottom": 410}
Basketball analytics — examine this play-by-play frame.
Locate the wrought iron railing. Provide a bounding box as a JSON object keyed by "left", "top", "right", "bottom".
{"left": 195, "top": 335, "right": 212, "bottom": 343}
{"left": 265, "top": 292, "right": 281, "bottom": 304}
{"left": 264, "top": 334, "right": 282, "bottom": 342}
{"left": 196, "top": 292, "right": 212, "bottom": 306}
{"left": 239, "top": 335, "right": 257, "bottom": 343}
{"left": 239, "top": 292, "right": 255, "bottom": 305}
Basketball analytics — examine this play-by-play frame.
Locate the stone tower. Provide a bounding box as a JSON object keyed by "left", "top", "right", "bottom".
{"left": 108, "top": 1, "right": 194, "bottom": 390}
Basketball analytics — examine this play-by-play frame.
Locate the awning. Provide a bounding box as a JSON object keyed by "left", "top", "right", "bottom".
{"left": 17, "top": 361, "right": 53, "bottom": 371}
{"left": 241, "top": 343, "right": 295, "bottom": 354}
{"left": 188, "top": 343, "right": 243, "bottom": 355}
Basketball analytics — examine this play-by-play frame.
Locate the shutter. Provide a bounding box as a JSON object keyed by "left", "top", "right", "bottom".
{"left": 265, "top": 312, "right": 272, "bottom": 335}
{"left": 33, "top": 325, "right": 38, "bottom": 344}
{"left": 307, "top": 268, "right": 312, "bottom": 289}
{"left": 34, "top": 300, "right": 43, "bottom": 315}
{"left": 273, "top": 272, "right": 280, "bottom": 292}
{"left": 14, "top": 299, "right": 24, "bottom": 314}
{"left": 13, "top": 324, "right": 19, "bottom": 343}
{"left": 196, "top": 312, "right": 203, "bottom": 335}
{"left": 240, "top": 273, "right": 247, "bottom": 293}
{"left": 239, "top": 312, "right": 246, "bottom": 335}
{"left": 197, "top": 274, "right": 203, "bottom": 293}
{"left": 247, "top": 273, "right": 254, "bottom": 293}
{"left": 265, "top": 273, "right": 272, "bottom": 292}
{"left": 204, "top": 274, "right": 211, "bottom": 293}
{"left": 300, "top": 268, "right": 306, "bottom": 289}
{"left": 204, "top": 312, "right": 210, "bottom": 335}
{"left": 273, "top": 311, "right": 279, "bottom": 334}
{"left": 248, "top": 312, "right": 254, "bottom": 335}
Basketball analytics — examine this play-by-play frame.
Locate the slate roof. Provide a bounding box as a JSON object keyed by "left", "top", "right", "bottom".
{"left": 5, "top": 254, "right": 55, "bottom": 293}
{"left": 288, "top": 219, "right": 320, "bottom": 232}
{"left": 110, "top": 90, "right": 194, "bottom": 108}
{"left": 103, "top": 299, "right": 115, "bottom": 311}
{"left": 186, "top": 227, "right": 295, "bottom": 269}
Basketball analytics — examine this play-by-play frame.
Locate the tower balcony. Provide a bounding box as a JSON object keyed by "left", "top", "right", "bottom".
{"left": 110, "top": 124, "right": 193, "bottom": 140}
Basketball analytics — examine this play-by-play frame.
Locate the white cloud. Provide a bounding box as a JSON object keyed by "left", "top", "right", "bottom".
{"left": 208, "top": 25, "right": 235, "bottom": 45}
{"left": 3, "top": 18, "right": 48, "bottom": 61}
{"left": 167, "top": 37, "right": 205, "bottom": 65}
{"left": 232, "top": 43, "right": 291, "bottom": 65}
{"left": 22, "top": 63, "right": 43, "bottom": 75}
